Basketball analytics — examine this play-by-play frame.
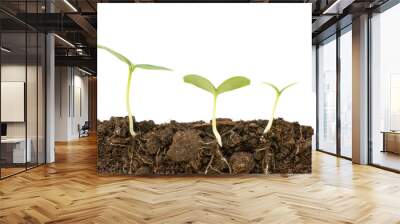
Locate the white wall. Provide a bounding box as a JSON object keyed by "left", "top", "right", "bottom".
{"left": 98, "top": 4, "right": 314, "bottom": 127}
{"left": 55, "top": 67, "right": 89, "bottom": 141}
{"left": 1, "top": 65, "right": 36, "bottom": 138}
{"left": 1, "top": 63, "right": 46, "bottom": 163}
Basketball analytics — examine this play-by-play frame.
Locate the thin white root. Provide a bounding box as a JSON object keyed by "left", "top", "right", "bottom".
{"left": 221, "top": 157, "right": 232, "bottom": 174}
{"left": 200, "top": 140, "right": 216, "bottom": 145}
{"left": 210, "top": 166, "right": 223, "bottom": 174}
{"left": 255, "top": 147, "right": 267, "bottom": 152}
{"left": 205, "top": 155, "right": 215, "bottom": 174}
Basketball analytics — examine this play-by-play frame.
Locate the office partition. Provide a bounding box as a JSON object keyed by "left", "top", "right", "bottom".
{"left": 0, "top": 1, "right": 47, "bottom": 179}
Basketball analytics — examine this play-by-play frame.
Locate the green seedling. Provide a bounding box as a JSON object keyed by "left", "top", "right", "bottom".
{"left": 98, "top": 44, "right": 171, "bottom": 137}
{"left": 183, "top": 75, "right": 251, "bottom": 147}
{"left": 262, "top": 82, "right": 297, "bottom": 134}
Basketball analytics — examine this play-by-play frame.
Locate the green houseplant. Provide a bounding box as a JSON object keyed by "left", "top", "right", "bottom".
{"left": 97, "top": 44, "right": 172, "bottom": 137}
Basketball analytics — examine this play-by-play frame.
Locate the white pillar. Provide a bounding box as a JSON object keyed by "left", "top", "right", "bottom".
{"left": 352, "top": 14, "right": 369, "bottom": 164}
{"left": 46, "top": 32, "right": 55, "bottom": 163}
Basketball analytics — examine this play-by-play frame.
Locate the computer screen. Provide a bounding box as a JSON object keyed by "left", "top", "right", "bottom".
{"left": 1, "top": 123, "right": 7, "bottom": 137}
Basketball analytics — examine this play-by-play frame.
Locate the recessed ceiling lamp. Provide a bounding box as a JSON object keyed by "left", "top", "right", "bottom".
{"left": 1, "top": 47, "right": 11, "bottom": 53}
{"left": 76, "top": 48, "right": 85, "bottom": 55}
{"left": 63, "top": 0, "right": 78, "bottom": 12}
{"left": 54, "top": 34, "right": 75, "bottom": 48}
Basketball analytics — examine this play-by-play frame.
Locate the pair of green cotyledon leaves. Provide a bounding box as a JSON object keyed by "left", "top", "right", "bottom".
{"left": 98, "top": 45, "right": 296, "bottom": 147}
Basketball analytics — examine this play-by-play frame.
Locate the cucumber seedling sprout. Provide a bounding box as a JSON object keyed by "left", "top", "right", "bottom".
{"left": 262, "top": 82, "right": 297, "bottom": 134}
{"left": 98, "top": 44, "right": 172, "bottom": 137}
{"left": 183, "top": 75, "right": 251, "bottom": 147}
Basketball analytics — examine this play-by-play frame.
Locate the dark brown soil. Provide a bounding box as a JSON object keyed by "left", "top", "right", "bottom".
{"left": 97, "top": 117, "right": 313, "bottom": 175}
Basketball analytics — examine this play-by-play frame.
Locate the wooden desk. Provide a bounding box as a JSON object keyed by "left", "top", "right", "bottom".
{"left": 1, "top": 138, "right": 31, "bottom": 163}
{"left": 382, "top": 131, "right": 400, "bottom": 154}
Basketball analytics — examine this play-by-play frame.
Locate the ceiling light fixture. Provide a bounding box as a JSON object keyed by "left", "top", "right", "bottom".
{"left": 63, "top": 0, "right": 78, "bottom": 12}
{"left": 54, "top": 34, "right": 75, "bottom": 48}
{"left": 1, "top": 47, "right": 11, "bottom": 53}
{"left": 78, "top": 67, "right": 92, "bottom": 76}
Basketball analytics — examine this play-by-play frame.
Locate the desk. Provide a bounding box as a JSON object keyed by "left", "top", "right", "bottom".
{"left": 1, "top": 138, "right": 31, "bottom": 163}
{"left": 382, "top": 131, "right": 400, "bottom": 154}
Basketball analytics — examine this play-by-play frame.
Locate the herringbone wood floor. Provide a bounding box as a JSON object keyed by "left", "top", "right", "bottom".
{"left": 1, "top": 136, "right": 400, "bottom": 224}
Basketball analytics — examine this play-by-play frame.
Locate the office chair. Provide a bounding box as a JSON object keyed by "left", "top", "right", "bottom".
{"left": 79, "top": 121, "right": 90, "bottom": 138}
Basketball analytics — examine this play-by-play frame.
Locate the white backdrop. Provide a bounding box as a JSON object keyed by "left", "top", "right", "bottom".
{"left": 98, "top": 3, "right": 314, "bottom": 126}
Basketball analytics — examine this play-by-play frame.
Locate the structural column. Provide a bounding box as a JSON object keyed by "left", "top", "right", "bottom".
{"left": 46, "top": 0, "right": 55, "bottom": 163}
{"left": 352, "top": 14, "right": 369, "bottom": 164}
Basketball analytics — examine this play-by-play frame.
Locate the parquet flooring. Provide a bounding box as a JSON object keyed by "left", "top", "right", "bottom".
{"left": 1, "top": 167, "right": 26, "bottom": 178}
{"left": 1, "top": 135, "right": 400, "bottom": 224}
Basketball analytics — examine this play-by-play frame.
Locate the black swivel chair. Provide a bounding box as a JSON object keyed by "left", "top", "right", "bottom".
{"left": 79, "top": 121, "right": 90, "bottom": 138}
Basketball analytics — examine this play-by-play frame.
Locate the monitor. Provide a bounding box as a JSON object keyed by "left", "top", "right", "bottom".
{"left": 1, "top": 123, "right": 7, "bottom": 137}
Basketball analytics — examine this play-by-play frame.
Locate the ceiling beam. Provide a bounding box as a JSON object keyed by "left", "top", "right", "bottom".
{"left": 67, "top": 13, "right": 97, "bottom": 46}
{"left": 55, "top": 55, "right": 96, "bottom": 71}
{"left": 323, "top": 0, "right": 356, "bottom": 14}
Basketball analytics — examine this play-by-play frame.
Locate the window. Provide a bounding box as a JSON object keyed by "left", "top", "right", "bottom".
{"left": 371, "top": 3, "right": 400, "bottom": 171}
{"left": 318, "top": 36, "right": 337, "bottom": 154}
{"left": 339, "top": 28, "right": 352, "bottom": 158}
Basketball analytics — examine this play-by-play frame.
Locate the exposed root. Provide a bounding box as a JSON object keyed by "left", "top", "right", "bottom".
{"left": 255, "top": 147, "right": 267, "bottom": 152}
{"left": 203, "top": 142, "right": 232, "bottom": 174}
{"left": 210, "top": 166, "right": 223, "bottom": 174}
{"left": 204, "top": 132, "right": 216, "bottom": 139}
{"left": 222, "top": 157, "right": 232, "bottom": 174}
{"left": 136, "top": 139, "right": 145, "bottom": 152}
{"left": 221, "top": 128, "right": 235, "bottom": 137}
{"left": 128, "top": 148, "right": 135, "bottom": 174}
{"left": 205, "top": 154, "right": 214, "bottom": 174}
{"left": 133, "top": 150, "right": 153, "bottom": 165}
{"left": 110, "top": 143, "right": 129, "bottom": 147}
{"left": 263, "top": 145, "right": 271, "bottom": 175}
{"left": 215, "top": 148, "right": 232, "bottom": 174}
{"left": 264, "top": 163, "right": 269, "bottom": 175}
{"left": 200, "top": 140, "right": 216, "bottom": 145}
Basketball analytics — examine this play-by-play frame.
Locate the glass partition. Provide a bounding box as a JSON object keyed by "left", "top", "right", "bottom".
{"left": 0, "top": 1, "right": 46, "bottom": 179}
{"left": 38, "top": 32, "right": 45, "bottom": 165}
{"left": 371, "top": 4, "right": 400, "bottom": 171}
{"left": 1, "top": 31, "right": 28, "bottom": 177}
{"left": 317, "top": 35, "right": 337, "bottom": 154}
{"left": 27, "top": 30, "right": 38, "bottom": 169}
